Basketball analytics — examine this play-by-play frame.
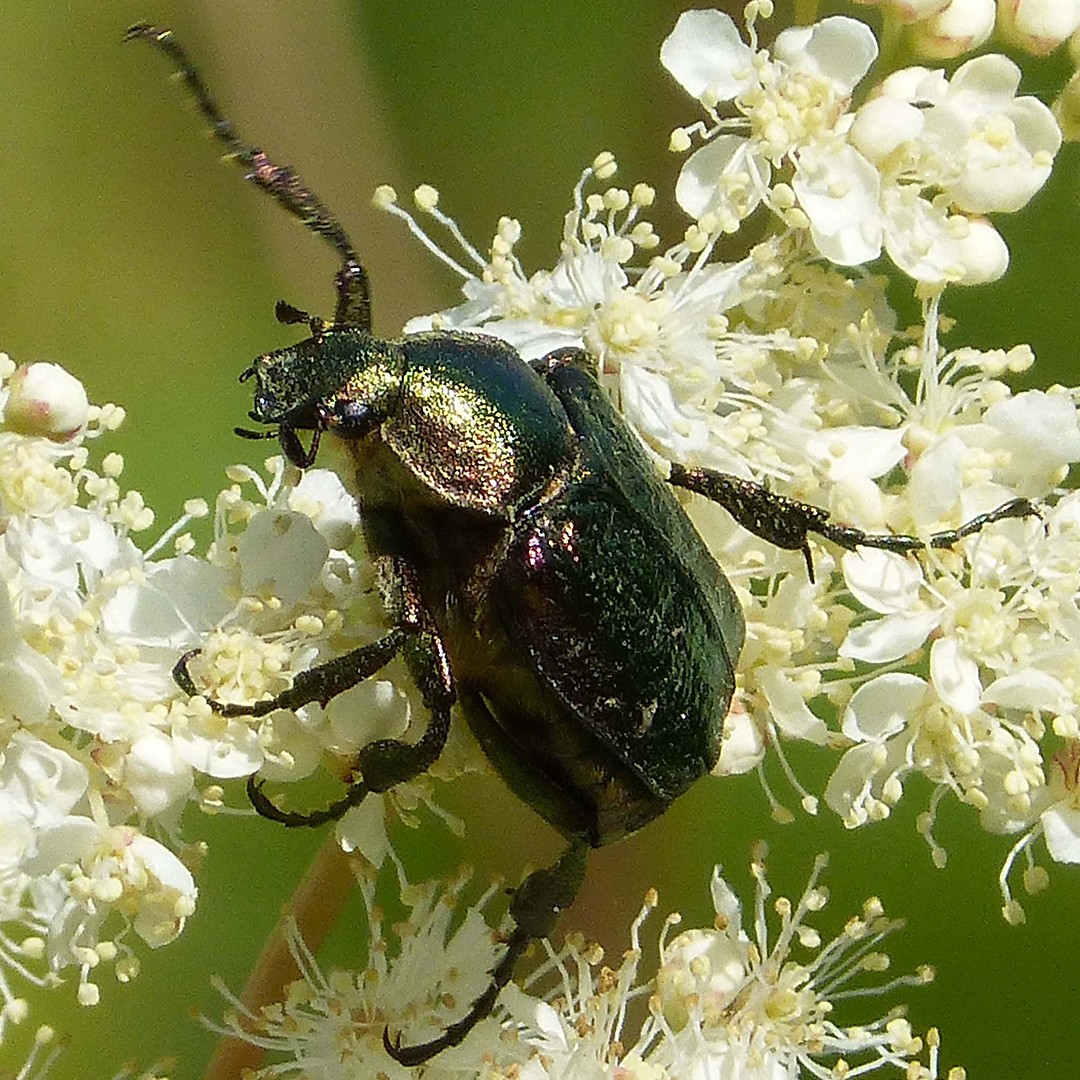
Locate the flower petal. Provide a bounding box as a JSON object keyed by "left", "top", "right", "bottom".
{"left": 675, "top": 135, "right": 767, "bottom": 223}
{"left": 775, "top": 16, "right": 878, "bottom": 94}
{"left": 842, "top": 673, "right": 926, "bottom": 741}
{"left": 930, "top": 635, "right": 982, "bottom": 714}
{"left": 840, "top": 609, "right": 940, "bottom": 663}
{"left": 1042, "top": 805, "right": 1080, "bottom": 863}
{"left": 660, "top": 10, "right": 755, "bottom": 101}
{"left": 793, "top": 142, "right": 882, "bottom": 265}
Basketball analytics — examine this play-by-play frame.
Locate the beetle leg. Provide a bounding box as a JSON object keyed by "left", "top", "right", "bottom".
{"left": 668, "top": 463, "right": 1038, "bottom": 584}
{"left": 174, "top": 559, "right": 457, "bottom": 826}
{"left": 173, "top": 629, "right": 408, "bottom": 719}
{"left": 126, "top": 24, "right": 372, "bottom": 332}
{"left": 384, "top": 840, "right": 589, "bottom": 1066}
{"left": 233, "top": 426, "right": 280, "bottom": 443}
{"left": 274, "top": 299, "right": 328, "bottom": 339}
{"left": 246, "top": 700, "right": 451, "bottom": 828}
{"left": 528, "top": 346, "right": 598, "bottom": 378}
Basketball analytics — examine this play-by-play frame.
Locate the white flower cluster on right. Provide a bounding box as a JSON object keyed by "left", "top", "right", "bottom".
{"left": 663, "top": 9, "right": 1060, "bottom": 285}
{"left": 377, "top": 6, "right": 1080, "bottom": 926}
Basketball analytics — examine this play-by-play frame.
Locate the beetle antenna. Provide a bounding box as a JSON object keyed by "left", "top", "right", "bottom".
{"left": 234, "top": 426, "right": 278, "bottom": 441}
{"left": 125, "top": 23, "right": 372, "bottom": 331}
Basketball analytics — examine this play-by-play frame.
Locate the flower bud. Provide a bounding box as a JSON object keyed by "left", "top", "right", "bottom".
{"left": 851, "top": 0, "right": 954, "bottom": 19}
{"left": 3, "top": 361, "right": 89, "bottom": 440}
{"left": 891, "top": 0, "right": 953, "bottom": 20}
{"left": 997, "top": 0, "right": 1080, "bottom": 56}
{"left": 954, "top": 217, "right": 1010, "bottom": 285}
{"left": 851, "top": 97, "right": 925, "bottom": 161}
{"left": 910, "top": 0, "right": 995, "bottom": 58}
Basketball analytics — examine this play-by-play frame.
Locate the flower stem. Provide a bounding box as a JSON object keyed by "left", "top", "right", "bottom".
{"left": 201, "top": 834, "right": 356, "bottom": 1080}
{"left": 876, "top": 10, "right": 907, "bottom": 73}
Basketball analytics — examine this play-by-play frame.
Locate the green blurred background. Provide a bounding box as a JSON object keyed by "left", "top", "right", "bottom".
{"left": 2, "top": 2, "right": 1079, "bottom": 1076}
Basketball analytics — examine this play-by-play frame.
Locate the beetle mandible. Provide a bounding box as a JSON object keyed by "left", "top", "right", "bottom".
{"left": 127, "top": 23, "right": 1036, "bottom": 1066}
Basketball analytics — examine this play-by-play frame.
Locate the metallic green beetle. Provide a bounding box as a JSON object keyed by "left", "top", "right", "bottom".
{"left": 129, "top": 23, "right": 1035, "bottom": 1065}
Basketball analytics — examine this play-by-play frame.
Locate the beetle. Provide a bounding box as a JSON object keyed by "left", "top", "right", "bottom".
{"left": 128, "top": 23, "right": 1036, "bottom": 1065}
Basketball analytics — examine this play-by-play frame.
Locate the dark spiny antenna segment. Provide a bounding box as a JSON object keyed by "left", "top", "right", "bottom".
{"left": 125, "top": 23, "right": 372, "bottom": 330}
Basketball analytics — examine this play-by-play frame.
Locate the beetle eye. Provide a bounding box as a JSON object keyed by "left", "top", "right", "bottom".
{"left": 334, "top": 399, "right": 375, "bottom": 439}
{"left": 253, "top": 390, "right": 275, "bottom": 418}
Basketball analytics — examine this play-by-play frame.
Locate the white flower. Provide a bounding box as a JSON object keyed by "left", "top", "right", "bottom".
{"left": 995, "top": 739, "right": 1080, "bottom": 924}
{"left": 211, "top": 867, "right": 508, "bottom": 1079}
{"left": 916, "top": 55, "right": 1061, "bottom": 214}
{"left": 219, "top": 855, "right": 954, "bottom": 1080}
{"left": 910, "top": 0, "right": 996, "bottom": 59}
{"left": 847, "top": 54, "right": 1059, "bottom": 282}
{"left": 997, "top": 0, "right": 1080, "bottom": 55}
{"left": 391, "top": 161, "right": 788, "bottom": 479}
{"left": 650, "top": 855, "right": 943, "bottom": 1080}
{"left": 662, "top": 12, "right": 877, "bottom": 232}
{"left": 661, "top": 9, "right": 1060, "bottom": 285}
{"left": 1041, "top": 741, "right": 1080, "bottom": 863}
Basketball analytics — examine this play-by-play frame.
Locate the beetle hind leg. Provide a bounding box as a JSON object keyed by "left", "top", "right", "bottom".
{"left": 384, "top": 840, "right": 589, "bottom": 1066}
{"left": 668, "top": 463, "right": 1038, "bottom": 582}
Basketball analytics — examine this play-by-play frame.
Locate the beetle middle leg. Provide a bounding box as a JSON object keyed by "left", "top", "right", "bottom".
{"left": 385, "top": 839, "right": 589, "bottom": 1066}
{"left": 174, "top": 558, "right": 455, "bottom": 827}
{"left": 668, "top": 463, "right": 1037, "bottom": 582}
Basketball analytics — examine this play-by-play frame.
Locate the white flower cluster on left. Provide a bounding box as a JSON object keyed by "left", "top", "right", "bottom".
{"left": 0, "top": 353, "right": 444, "bottom": 1031}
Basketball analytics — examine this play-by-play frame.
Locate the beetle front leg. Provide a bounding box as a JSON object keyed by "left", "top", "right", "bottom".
{"left": 384, "top": 840, "right": 589, "bottom": 1066}
{"left": 174, "top": 558, "right": 456, "bottom": 827}
{"left": 172, "top": 630, "right": 407, "bottom": 718}
{"left": 668, "top": 463, "right": 1038, "bottom": 583}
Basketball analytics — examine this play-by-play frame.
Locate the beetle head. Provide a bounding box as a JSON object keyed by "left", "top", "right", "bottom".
{"left": 237, "top": 327, "right": 405, "bottom": 468}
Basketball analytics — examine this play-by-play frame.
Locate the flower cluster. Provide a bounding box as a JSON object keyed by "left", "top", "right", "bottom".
{"left": 663, "top": 9, "right": 1060, "bottom": 285}
{"left": 0, "top": 354, "right": 477, "bottom": 1028}
{"left": 377, "top": 7, "right": 1080, "bottom": 923}
{"left": 213, "top": 853, "right": 961, "bottom": 1080}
